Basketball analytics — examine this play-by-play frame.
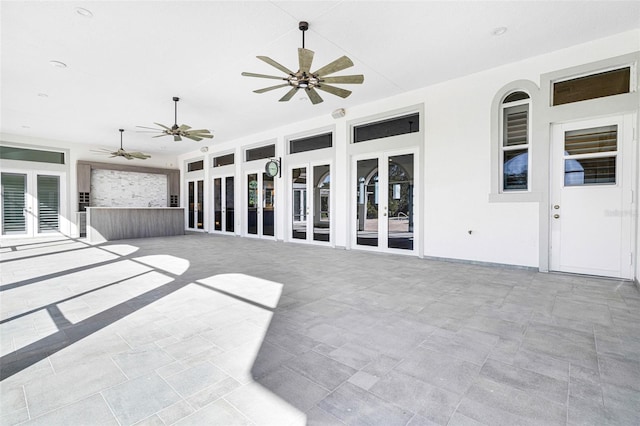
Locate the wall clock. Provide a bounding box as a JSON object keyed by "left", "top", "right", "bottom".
{"left": 265, "top": 159, "right": 280, "bottom": 177}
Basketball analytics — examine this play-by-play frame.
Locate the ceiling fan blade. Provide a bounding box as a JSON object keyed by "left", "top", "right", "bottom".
{"left": 279, "top": 87, "right": 299, "bottom": 102}
{"left": 174, "top": 135, "right": 182, "bottom": 142}
{"left": 305, "top": 87, "right": 323, "bottom": 105}
{"left": 178, "top": 124, "right": 191, "bottom": 131}
{"left": 153, "top": 122, "right": 172, "bottom": 131}
{"left": 298, "top": 48, "right": 314, "bottom": 74}
{"left": 312, "top": 56, "right": 354, "bottom": 77}
{"left": 189, "top": 133, "right": 213, "bottom": 139}
{"left": 321, "top": 74, "right": 364, "bottom": 84}
{"left": 136, "top": 125, "right": 162, "bottom": 131}
{"left": 183, "top": 134, "right": 203, "bottom": 142}
{"left": 316, "top": 83, "right": 352, "bottom": 98}
{"left": 187, "top": 129, "right": 212, "bottom": 134}
{"left": 242, "top": 72, "right": 287, "bottom": 80}
{"left": 152, "top": 134, "right": 167, "bottom": 138}
{"left": 130, "top": 152, "right": 151, "bottom": 159}
{"left": 254, "top": 83, "right": 290, "bottom": 94}
{"left": 257, "top": 56, "right": 294, "bottom": 75}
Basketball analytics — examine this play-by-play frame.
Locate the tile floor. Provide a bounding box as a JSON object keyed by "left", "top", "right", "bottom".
{"left": 1, "top": 234, "right": 639, "bottom": 425}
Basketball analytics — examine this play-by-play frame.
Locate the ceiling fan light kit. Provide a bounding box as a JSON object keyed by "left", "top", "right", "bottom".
{"left": 242, "top": 21, "right": 364, "bottom": 105}
{"left": 137, "top": 97, "right": 214, "bottom": 142}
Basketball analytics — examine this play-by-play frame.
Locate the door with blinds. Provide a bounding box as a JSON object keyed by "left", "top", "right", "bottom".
{"left": 550, "top": 115, "right": 634, "bottom": 279}
{"left": 1, "top": 170, "right": 63, "bottom": 236}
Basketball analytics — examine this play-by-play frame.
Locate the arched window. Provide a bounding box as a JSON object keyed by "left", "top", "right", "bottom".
{"left": 501, "top": 91, "right": 531, "bottom": 191}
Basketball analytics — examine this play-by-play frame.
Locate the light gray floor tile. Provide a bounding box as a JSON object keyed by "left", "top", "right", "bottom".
{"left": 479, "top": 358, "right": 568, "bottom": 404}
{"left": 156, "top": 400, "right": 195, "bottom": 425}
{"left": 597, "top": 354, "right": 640, "bottom": 391}
{"left": 318, "top": 382, "right": 414, "bottom": 426}
{"left": 256, "top": 365, "right": 329, "bottom": 412}
{"left": 186, "top": 376, "right": 243, "bottom": 410}
{"left": 111, "top": 343, "right": 174, "bottom": 379}
{"left": 24, "top": 394, "right": 117, "bottom": 426}
{"left": 286, "top": 350, "right": 357, "bottom": 391}
{"left": 457, "top": 377, "right": 566, "bottom": 426}
{"left": 163, "top": 361, "right": 229, "bottom": 397}
{"left": 224, "top": 381, "right": 306, "bottom": 425}
{"left": 174, "top": 399, "right": 251, "bottom": 426}
{"left": 101, "top": 373, "right": 182, "bottom": 425}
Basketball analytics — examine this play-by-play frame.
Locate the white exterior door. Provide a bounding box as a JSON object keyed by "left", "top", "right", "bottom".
{"left": 212, "top": 175, "right": 235, "bottom": 234}
{"left": 288, "top": 162, "right": 331, "bottom": 244}
{"left": 1, "top": 169, "right": 66, "bottom": 237}
{"left": 550, "top": 115, "right": 635, "bottom": 279}
{"left": 245, "top": 171, "right": 275, "bottom": 238}
{"left": 352, "top": 150, "right": 417, "bottom": 253}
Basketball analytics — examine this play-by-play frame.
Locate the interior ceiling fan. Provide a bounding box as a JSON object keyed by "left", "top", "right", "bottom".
{"left": 242, "top": 21, "right": 364, "bottom": 105}
{"left": 92, "top": 129, "right": 151, "bottom": 160}
{"left": 137, "top": 97, "right": 213, "bottom": 142}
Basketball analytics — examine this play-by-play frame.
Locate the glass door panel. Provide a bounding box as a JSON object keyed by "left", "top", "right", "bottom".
{"left": 2, "top": 173, "right": 27, "bottom": 235}
{"left": 247, "top": 173, "right": 258, "bottom": 235}
{"left": 213, "top": 178, "right": 222, "bottom": 231}
{"left": 197, "top": 180, "right": 204, "bottom": 229}
{"left": 37, "top": 175, "right": 60, "bottom": 233}
{"left": 262, "top": 173, "right": 274, "bottom": 236}
{"left": 356, "top": 158, "right": 379, "bottom": 247}
{"left": 225, "top": 176, "right": 234, "bottom": 233}
{"left": 292, "top": 167, "right": 307, "bottom": 240}
{"left": 188, "top": 181, "right": 195, "bottom": 229}
{"left": 313, "top": 164, "right": 330, "bottom": 242}
{"left": 388, "top": 154, "right": 414, "bottom": 250}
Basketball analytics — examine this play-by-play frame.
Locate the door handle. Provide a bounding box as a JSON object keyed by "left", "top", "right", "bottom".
{"left": 553, "top": 214, "right": 560, "bottom": 219}
{"left": 553, "top": 205, "right": 560, "bottom": 209}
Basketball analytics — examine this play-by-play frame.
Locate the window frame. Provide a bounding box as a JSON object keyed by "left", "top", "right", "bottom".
{"left": 500, "top": 93, "right": 531, "bottom": 193}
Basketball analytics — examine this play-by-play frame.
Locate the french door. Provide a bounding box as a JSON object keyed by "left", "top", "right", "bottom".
{"left": 212, "top": 175, "right": 235, "bottom": 234}
{"left": 246, "top": 172, "right": 275, "bottom": 238}
{"left": 187, "top": 179, "right": 204, "bottom": 230}
{"left": 1, "top": 170, "right": 65, "bottom": 237}
{"left": 353, "top": 151, "right": 416, "bottom": 253}
{"left": 289, "top": 163, "right": 331, "bottom": 244}
{"left": 550, "top": 115, "right": 634, "bottom": 279}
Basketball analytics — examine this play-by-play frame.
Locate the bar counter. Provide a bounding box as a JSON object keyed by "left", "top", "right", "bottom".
{"left": 86, "top": 207, "right": 185, "bottom": 243}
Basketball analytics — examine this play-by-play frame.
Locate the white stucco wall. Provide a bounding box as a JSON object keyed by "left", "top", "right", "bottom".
{"left": 90, "top": 169, "right": 168, "bottom": 207}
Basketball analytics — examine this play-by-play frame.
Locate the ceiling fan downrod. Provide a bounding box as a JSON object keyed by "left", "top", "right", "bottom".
{"left": 119, "top": 128, "right": 124, "bottom": 150}
{"left": 173, "top": 97, "right": 179, "bottom": 130}
{"left": 299, "top": 21, "right": 308, "bottom": 49}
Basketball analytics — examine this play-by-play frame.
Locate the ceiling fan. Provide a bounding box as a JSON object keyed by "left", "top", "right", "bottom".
{"left": 137, "top": 97, "right": 213, "bottom": 142}
{"left": 92, "top": 129, "right": 151, "bottom": 160}
{"left": 242, "top": 21, "right": 364, "bottom": 105}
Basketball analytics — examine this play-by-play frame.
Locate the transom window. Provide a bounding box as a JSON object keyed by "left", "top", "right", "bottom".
{"left": 353, "top": 112, "right": 419, "bottom": 143}
{"left": 553, "top": 67, "right": 631, "bottom": 106}
{"left": 289, "top": 132, "right": 332, "bottom": 154}
{"left": 245, "top": 144, "right": 275, "bottom": 162}
{"left": 213, "top": 153, "right": 234, "bottom": 167}
{"left": 501, "top": 91, "right": 530, "bottom": 191}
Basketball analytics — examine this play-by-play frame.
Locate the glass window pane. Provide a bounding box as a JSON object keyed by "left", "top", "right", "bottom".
{"left": 503, "top": 104, "right": 528, "bottom": 147}
{"left": 225, "top": 177, "right": 234, "bottom": 233}
{"left": 553, "top": 67, "right": 630, "bottom": 106}
{"left": 187, "top": 160, "right": 204, "bottom": 172}
{"left": 313, "top": 165, "right": 330, "bottom": 242}
{"left": 246, "top": 144, "right": 275, "bottom": 162}
{"left": 356, "top": 158, "right": 378, "bottom": 246}
{"left": 213, "top": 178, "right": 222, "bottom": 231}
{"left": 564, "top": 125, "right": 617, "bottom": 155}
{"left": 188, "top": 181, "right": 195, "bottom": 228}
{"left": 1, "top": 173, "right": 26, "bottom": 234}
{"left": 292, "top": 167, "right": 306, "bottom": 240}
{"left": 290, "top": 133, "right": 332, "bottom": 154}
{"left": 197, "top": 180, "right": 204, "bottom": 229}
{"left": 503, "top": 150, "right": 528, "bottom": 190}
{"left": 354, "top": 113, "right": 419, "bottom": 143}
{"left": 0, "top": 146, "right": 64, "bottom": 164}
{"left": 37, "top": 175, "right": 59, "bottom": 233}
{"left": 213, "top": 153, "right": 234, "bottom": 167}
{"left": 388, "top": 154, "right": 414, "bottom": 250}
{"left": 565, "top": 157, "right": 616, "bottom": 186}
{"left": 503, "top": 91, "right": 530, "bottom": 103}
{"left": 247, "top": 174, "right": 258, "bottom": 234}
{"left": 263, "top": 173, "right": 274, "bottom": 236}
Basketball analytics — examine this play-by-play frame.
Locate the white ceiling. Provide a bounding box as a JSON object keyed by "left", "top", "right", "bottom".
{"left": 2, "top": 1, "right": 639, "bottom": 155}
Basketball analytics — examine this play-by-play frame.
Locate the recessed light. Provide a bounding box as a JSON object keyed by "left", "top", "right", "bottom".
{"left": 75, "top": 7, "right": 93, "bottom": 18}
{"left": 37, "top": 93, "right": 49, "bottom": 98}
{"left": 492, "top": 27, "right": 508, "bottom": 36}
{"left": 50, "top": 60, "right": 67, "bottom": 69}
